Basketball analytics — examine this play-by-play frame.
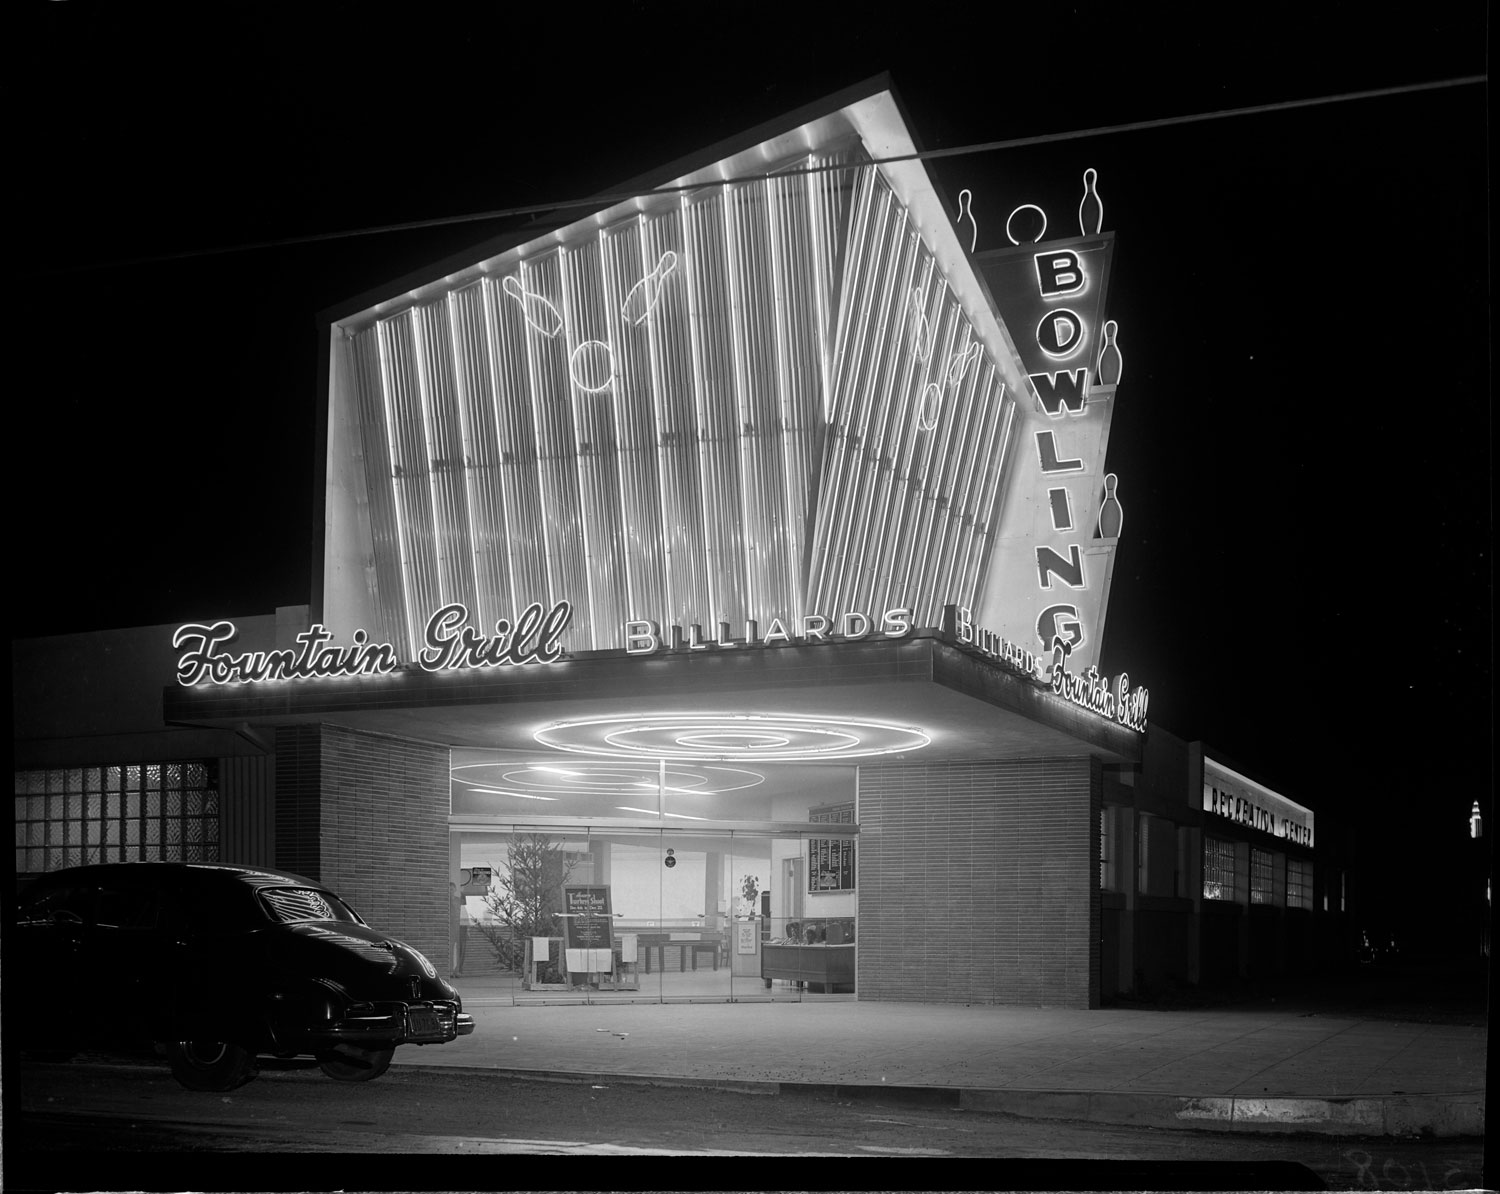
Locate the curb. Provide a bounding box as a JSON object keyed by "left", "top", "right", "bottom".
{"left": 390, "top": 1063, "right": 1485, "bottom": 1138}
{"left": 957, "top": 1089, "right": 1486, "bottom": 1138}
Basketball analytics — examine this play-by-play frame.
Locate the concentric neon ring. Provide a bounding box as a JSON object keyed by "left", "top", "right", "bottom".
{"left": 533, "top": 712, "right": 931, "bottom": 761}
{"left": 450, "top": 761, "right": 767, "bottom": 800}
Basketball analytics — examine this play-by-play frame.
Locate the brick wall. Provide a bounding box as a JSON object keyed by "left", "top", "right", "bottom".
{"left": 273, "top": 724, "right": 449, "bottom": 971}
{"left": 857, "top": 756, "right": 1100, "bottom": 1008}
{"left": 274, "top": 725, "right": 323, "bottom": 878}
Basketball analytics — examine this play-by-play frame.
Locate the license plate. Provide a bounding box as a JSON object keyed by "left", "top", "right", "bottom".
{"left": 407, "top": 1010, "right": 443, "bottom": 1039}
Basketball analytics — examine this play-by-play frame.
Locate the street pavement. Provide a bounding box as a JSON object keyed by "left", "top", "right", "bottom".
{"left": 397, "top": 965, "right": 1489, "bottom": 1138}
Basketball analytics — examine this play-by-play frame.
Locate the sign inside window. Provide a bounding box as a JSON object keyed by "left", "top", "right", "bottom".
{"left": 808, "top": 839, "right": 855, "bottom": 892}
{"left": 809, "top": 802, "right": 855, "bottom": 893}
{"left": 560, "top": 885, "right": 613, "bottom": 951}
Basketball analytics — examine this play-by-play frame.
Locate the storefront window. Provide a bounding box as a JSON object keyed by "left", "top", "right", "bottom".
{"left": 1286, "top": 857, "right": 1313, "bottom": 910}
{"left": 13, "top": 762, "right": 219, "bottom": 873}
{"left": 1250, "top": 847, "right": 1274, "bottom": 905}
{"left": 1203, "top": 837, "right": 1236, "bottom": 901}
{"left": 448, "top": 822, "right": 849, "bottom": 1004}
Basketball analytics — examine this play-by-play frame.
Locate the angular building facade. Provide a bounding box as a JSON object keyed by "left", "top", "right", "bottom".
{"left": 321, "top": 93, "right": 1048, "bottom": 664}
{"left": 21, "top": 80, "right": 1332, "bottom": 1012}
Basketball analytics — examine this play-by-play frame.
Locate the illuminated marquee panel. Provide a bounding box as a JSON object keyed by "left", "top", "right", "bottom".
{"left": 1202, "top": 759, "right": 1314, "bottom": 847}
{"left": 339, "top": 142, "right": 1019, "bottom": 658}
{"left": 974, "top": 231, "right": 1120, "bottom": 672}
{"left": 810, "top": 169, "right": 1016, "bottom": 625}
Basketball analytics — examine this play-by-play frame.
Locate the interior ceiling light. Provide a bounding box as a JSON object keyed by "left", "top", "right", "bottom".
{"left": 450, "top": 761, "right": 766, "bottom": 800}
{"left": 533, "top": 713, "right": 931, "bottom": 762}
{"left": 613, "top": 806, "right": 712, "bottom": 821}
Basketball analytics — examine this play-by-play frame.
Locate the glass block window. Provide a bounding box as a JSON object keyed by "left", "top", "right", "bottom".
{"left": 1250, "top": 847, "right": 1274, "bottom": 905}
{"left": 1286, "top": 857, "right": 1313, "bottom": 910}
{"left": 1203, "top": 837, "right": 1236, "bottom": 901}
{"left": 14, "top": 762, "right": 219, "bottom": 874}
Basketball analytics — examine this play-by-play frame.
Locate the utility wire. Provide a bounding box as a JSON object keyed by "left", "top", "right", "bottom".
{"left": 36, "top": 74, "right": 1487, "bottom": 273}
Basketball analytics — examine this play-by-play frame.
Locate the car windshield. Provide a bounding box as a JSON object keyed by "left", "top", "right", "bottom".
{"left": 17, "top": 882, "right": 89, "bottom": 925}
{"left": 257, "top": 887, "right": 362, "bottom": 925}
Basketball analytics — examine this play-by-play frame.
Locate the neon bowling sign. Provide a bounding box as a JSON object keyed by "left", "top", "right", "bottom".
{"left": 1004, "top": 170, "right": 1127, "bottom": 655}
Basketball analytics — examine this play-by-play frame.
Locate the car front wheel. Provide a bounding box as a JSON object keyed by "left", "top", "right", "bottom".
{"left": 166, "top": 1039, "right": 258, "bottom": 1091}
{"left": 318, "top": 1043, "right": 395, "bottom": 1081}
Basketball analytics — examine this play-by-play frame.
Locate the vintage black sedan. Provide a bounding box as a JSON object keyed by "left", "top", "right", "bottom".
{"left": 14, "top": 862, "right": 474, "bottom": 1090}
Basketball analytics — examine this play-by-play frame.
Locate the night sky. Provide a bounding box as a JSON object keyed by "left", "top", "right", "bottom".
{"left": 14, "top": 5, "right": 1491, "bottom": 948}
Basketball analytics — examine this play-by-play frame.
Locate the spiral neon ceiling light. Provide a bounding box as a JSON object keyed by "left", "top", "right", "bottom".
{"left": 450, "top": 760, "right": 766, "bottom": 802}
{"left": 533, "top": 712, "right": 931, "bottom": 762}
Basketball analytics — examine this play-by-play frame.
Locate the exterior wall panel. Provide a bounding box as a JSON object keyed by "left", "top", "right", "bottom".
{"left": 318, "top": 726, "right": 449, "bottom": 972}
{"left": 858, "top": 757, "right": 1096, "bottom": 1007}
{"left": 218, "top": 753, "right": 275, "bottom": 868}
{"left": 273, "top": 725, "right": 322, "bottom": 879}
{"left": 273, "top": 725, "right": 448, "bottom": 970}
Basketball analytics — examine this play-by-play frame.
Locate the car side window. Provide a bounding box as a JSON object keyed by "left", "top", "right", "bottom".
{"left": 19, "top": 882, "right": 92, "bottom": 925}
{"left": 95, "top": 883, "right": 162, "bottom": 930}
{"left": 173, "top": 881, "right": 261, "bottom": 934}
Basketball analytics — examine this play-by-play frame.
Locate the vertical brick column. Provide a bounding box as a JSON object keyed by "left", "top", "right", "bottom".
{"left": 272, "top": 724, "right": 449, "bottom": 971}
{"left": 273, "top": 725, "right": 324, "bottom": 879}
{"left": 858, "top": 757, "right": 1097, "bottom": 1007}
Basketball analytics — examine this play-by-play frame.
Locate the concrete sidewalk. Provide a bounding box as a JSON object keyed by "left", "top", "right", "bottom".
{"left": 396, "top": 976, "right": 1487, "bottom": 1138}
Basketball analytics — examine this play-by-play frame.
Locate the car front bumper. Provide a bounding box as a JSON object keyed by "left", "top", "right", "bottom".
{"left": 305, "top": 1002, "right": 474, "bottom": 1049}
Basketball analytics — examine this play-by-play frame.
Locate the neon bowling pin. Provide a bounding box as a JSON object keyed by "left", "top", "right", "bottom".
{"left": 1096, "top": 319, "right": 1122, "bottom": 386}
{"left": 1078, "top": 168, "right": 1103, "bottom": 235}
{"left": 1005, "top": 204, "right": 1048, "bottom": 245}
{"left": 946, "top": 341, "right": 981, "bottom": 390}
{"left": 620, "top": 250, "right": 679, "bottom": 326}
{"left": 907, "top": 288, "right": 933, "bottom": 362}
{"left": 502, "top": 274, "right": 564, "bottom": 338}
{"left": 957, "top": 189, "right": 978, "bottom": 252}
{"left": 917, "top": 381, "right": 942, "bottom": 432}
{"left": 1096, "top": 473, "right": 1123, "bottom": 539}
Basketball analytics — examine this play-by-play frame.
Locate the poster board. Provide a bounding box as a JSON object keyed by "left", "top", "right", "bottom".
{"left": 808, "top": 838, "right": 856, "bottom": 892}
{"left": 459, "top": 866, "right": 491, "bottom": 896}
{"left": 809, "top": 801, "right": 856, "bottom": 893}
{"left": 560, "top": 885, "right": 613, "bottom": 951}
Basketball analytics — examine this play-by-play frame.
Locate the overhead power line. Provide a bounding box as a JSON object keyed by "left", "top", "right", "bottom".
{"left": 36, "top": 74, "right": 1488, "bottom": 273}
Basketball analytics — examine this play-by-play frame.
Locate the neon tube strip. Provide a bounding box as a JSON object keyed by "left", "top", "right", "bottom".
{"left": 840, "top": 218, "right": 919, "bottom": 615}
{"left": 515, "top": 258, "right": 566, "bottom": 645}
{"left": 374, "top": 317, "right": 421, "bottom": 658}
{"left": 480, "top": 274, "right": 547, "bottom": 639}
{"left": 386, "top": 312, "right": 439, "bottom": 648}
{"left": 812, "top": 167, "right": 887, "bottom": 612}
{"left": 458, "top": 281, "right": 517, "bottom": 622}
{"left": 347, "top": 328, "right": 407, "bottom": 651}
{"left": 602, "top": 224, "right": 645, "bottom": 628}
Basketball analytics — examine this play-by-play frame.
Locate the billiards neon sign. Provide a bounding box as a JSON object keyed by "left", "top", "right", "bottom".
{"left": 624, "top": 608, "right": 914, "bottom": 654}
{"left": 940, "top": 603, "right": 1148, "bottom": 731}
